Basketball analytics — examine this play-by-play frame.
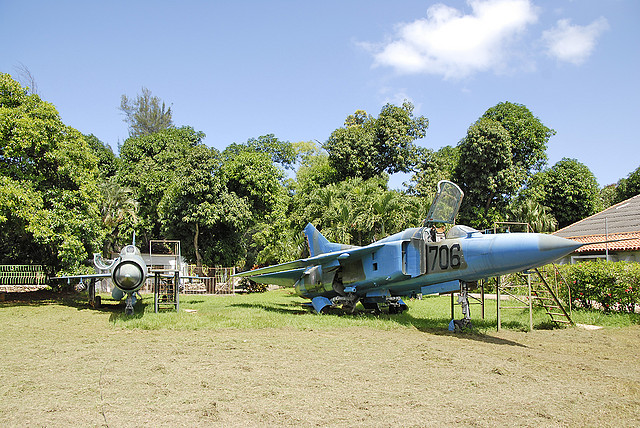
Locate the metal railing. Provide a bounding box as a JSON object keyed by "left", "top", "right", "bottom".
{"left": 0, "top": 265, "right": 47, "bottom": 291}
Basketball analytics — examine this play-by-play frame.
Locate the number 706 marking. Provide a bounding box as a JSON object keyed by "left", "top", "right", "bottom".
{"left": 427, "top": 243, "right": 463, "bottom": 273}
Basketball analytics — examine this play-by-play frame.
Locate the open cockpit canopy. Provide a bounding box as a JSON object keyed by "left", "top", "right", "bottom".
{"left": 425, "top": 180, "right": 464, "bottom": 225}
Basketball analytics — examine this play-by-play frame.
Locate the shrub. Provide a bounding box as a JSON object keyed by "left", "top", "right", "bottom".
{"left": 558, "top": 261, "right": 640, "bottom": 312}
{"left": 238, "top": 277, "right": 268, "bottom": 293}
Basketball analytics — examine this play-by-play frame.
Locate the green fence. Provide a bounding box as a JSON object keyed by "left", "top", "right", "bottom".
{"left": 0, "top": 265, "right": 47, "bottom": 290}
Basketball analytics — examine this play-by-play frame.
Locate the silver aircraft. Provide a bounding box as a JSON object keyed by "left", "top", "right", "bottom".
{"left": 55, "top": 244, "right": 148, "bottom": 315}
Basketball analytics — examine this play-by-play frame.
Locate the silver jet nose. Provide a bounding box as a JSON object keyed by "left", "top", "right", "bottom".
{"left": 113, "top": 261, "right": 144, "bottom": 291}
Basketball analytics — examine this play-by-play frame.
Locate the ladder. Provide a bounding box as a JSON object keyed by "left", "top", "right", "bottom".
{"left": 531, "top": 268, "right": 573, "bottom": 327}
{"left": 153, "top": 271, "right": 180, "bottom": 313}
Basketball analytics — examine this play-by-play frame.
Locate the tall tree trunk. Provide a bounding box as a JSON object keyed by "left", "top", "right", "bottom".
{"left": 194, "top": 222, "right": 203, "bottom": 275}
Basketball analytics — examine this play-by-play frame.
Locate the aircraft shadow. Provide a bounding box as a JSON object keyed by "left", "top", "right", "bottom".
{"left": 3, "top": 291, "right": 527, "bottom": 346}
{"left": 230, "top": 300, "right": 528, "bottom": 347}
{"left": 0, "top": 289, "right": 150, "bottom": 320}
{"left": 230, "top": 302, "right": 310, "bottom": 315}
{"left": 0, "top": 289, "right": 93, "bottom": 309}
{"left": 396, "top": 313, "right": 529, "bottom": 347}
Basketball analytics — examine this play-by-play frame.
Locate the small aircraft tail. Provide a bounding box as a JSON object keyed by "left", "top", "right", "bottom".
{"left": 304, "top": 223, "right": 346, "bottom": 257}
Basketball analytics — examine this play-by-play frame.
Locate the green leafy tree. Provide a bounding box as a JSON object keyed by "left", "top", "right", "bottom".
{"left": 0, "top": 73, "right": 103, "bottom": 274}
{"left": 507, "top": 199, "right": 557, "bottom": 233}
{"left": 408, "top": 145, "right": 459, "bottom": 197}
{"left": 159, "top": 145, "right": 252, "bottom": 268}
{"left": 0, "top": 177, "right": 43, "bottom": 265}
{"left": 226, "top": 134, "right": 298, "bottom": 169}
{"left": 453, "top": 102, "right": 554, "bottom": 229}
{"left": 600, "top": 184, "right": 617, "bottom": 209}
{"left": 296, "top": 176, "right": 427, "bottom": 246}
{"left": 119, "top": 87, "right": 173, "bottom": 137}
{"left": 84, "top": 134, "right": 120, "bottom": 179}
{"left": 220, "top": 147, "right": 291, "bottom": 267}
{"left": 454, "top": 117, "right": 518, "bottom": 229}
{"left": 537, "top": 158, "right": 602, "bottom": 228}
{"left": 294, "top": 149, "right": 339, "bottom": 196}
{"left": 482, "top": 102, "right": 554, "bottom": 173}
{"left": 324, "top": 101, "right": 428, "bottom": 181}
{"left": 221, "top": 149, "right": 286, "bottom": 219}
{"left": 614, "top": 165, "right": 640, "bottom": 203}
{"left": 293, "top": 140, "right": 323, "bottom": 163}
{"left": 99, "top": 177, "right": 138, "bottom": 256}
{"left": 118, "top": 126, "right": 205, "bottom": 245}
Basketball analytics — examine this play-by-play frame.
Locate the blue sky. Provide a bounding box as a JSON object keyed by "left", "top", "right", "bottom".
{"left": 1, "top": 0, "right": 638, "bottom": 188}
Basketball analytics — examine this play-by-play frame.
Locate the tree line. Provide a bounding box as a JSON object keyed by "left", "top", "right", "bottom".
{"left": 1, "top": 73, "right": 639, "bottom": 276}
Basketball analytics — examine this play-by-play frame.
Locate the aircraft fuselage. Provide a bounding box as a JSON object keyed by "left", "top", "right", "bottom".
{"left": 293, "top": 225, "right": 581, "bottom": 301}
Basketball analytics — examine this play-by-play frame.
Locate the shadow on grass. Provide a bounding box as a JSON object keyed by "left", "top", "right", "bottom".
{"left": 230, "top": 300, "right": 528, "bottom": 347}
{"left": 0, "top": 289, "right": 151, "bottom": 320}
{"left": 393, "top": 313, "right": 529, "bottom": 347}
{"left": 229, "top": 302, "right": 310, "bottom": 315}
{"left": 0, "top": 289, "right": 76, "bottom": 307}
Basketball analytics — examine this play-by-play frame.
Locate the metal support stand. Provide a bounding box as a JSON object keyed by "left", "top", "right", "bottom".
{"left": 449, "top": 281, "right": 473, "bottom": 331}
{"left": 496, "top": 276, "right": 501, "bottom": 331}
{"left": 450, "top": 292, "right": 454, "bottom": 320}
{"left": 528, "top": 272, "right": 533, "bottom": 332}
{"left": 497, "top": 271, "right": 532, "bottom": 331}
{"left": 496, "top": 267, "right": 572, "bottom": 331}
{"left": 154, "top": 271, "right": 180, "bottom": 313}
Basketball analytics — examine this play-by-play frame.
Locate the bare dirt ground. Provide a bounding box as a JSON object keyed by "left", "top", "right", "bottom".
{"left": 1, "top": 299, "right": 639, "bottom": 427}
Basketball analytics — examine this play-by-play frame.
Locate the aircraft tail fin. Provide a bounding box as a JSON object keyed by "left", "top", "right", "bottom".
{"left": 304, "top": 223, "right": 345, "bottom": 257}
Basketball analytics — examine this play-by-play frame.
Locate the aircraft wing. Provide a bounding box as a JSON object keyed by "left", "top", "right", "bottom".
{"left": 52, "top": 273, "right": 110, "bottom": 281}
{"left": 245, "top": 268, "right": 308, "bottom": 287}
{"left": 152, "top": 273, "right": 202, "bottom": 280}
{"left": 234, "top": 242, "right": 386, "bottom": 285}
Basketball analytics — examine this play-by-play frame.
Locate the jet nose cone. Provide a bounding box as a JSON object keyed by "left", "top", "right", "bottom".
{"left": 482, "top": 233, "right": 583, "bottom": 277}
{"left": 113, "top": 261, "right": 144, "bottom": 291}
{"left": 537, "top": 234, "right": 582, "bottom": 259}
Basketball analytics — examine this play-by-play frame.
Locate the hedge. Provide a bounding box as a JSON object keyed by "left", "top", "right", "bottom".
{"left": 556, "top": 261, "right": 640, "bottom": 312}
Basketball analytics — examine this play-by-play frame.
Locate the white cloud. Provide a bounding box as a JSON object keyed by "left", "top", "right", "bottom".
{"left": 372, "top": 0, "right": 539, "bottom": 79}
{"left": 542, "top": 17, "right": 609, "bottom": 65}
{"left": 378, "top": 88, "right": 417, "bottom": 110}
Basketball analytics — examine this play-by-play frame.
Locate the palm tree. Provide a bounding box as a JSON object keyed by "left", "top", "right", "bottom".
{"left": 508, "top": 199, "right": 558, "bottom": 233}
{"left": 99, "top": 178, "right": 138, "bottom": 255}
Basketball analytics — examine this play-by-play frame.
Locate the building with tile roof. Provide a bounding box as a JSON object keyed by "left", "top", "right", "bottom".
{"left": 553, "top": 194, "right": 640, "bottom": 263}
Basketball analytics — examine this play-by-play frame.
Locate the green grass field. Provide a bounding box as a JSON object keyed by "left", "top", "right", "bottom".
{"left": 104, "top": 288, "right": 639, "bottom": 332}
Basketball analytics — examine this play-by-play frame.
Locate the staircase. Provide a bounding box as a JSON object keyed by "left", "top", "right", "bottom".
{"left": 531, "top": 267, "right": 573, "bottom": 327}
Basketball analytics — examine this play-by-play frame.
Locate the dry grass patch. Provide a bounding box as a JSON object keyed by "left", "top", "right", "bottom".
{"left": 0, "top": 290, "right": 639, "bottom": 426}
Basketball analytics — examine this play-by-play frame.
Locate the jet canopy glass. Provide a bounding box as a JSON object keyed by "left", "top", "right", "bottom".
{"left": 425, "top": 180, "right": 464, "bottom": 225}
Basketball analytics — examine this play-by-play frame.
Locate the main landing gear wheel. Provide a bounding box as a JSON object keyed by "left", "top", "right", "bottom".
{"left": 124, "top": 295, "right": 135, "bottom": 316}
{"left": 361, "top": 301, "right": 381, "bottom": 314}
{"left": 388, "top": 301, "right": 408, "bottom": 314}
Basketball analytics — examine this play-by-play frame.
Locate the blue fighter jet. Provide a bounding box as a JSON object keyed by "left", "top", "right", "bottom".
{"left": 234, "top": 181, "right": 582, "bottom": 320}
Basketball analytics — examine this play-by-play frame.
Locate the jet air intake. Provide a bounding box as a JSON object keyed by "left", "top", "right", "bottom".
{"left": 111, "top": 245, "right": 148, "bottom": 292}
